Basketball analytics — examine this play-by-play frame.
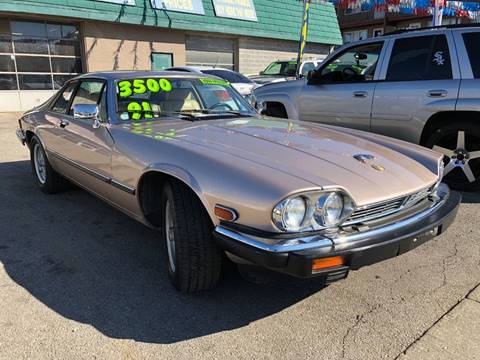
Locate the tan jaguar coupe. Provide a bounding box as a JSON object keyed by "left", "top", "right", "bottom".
{"left": 16, "top": 71, "right": 461, "bottom": 292}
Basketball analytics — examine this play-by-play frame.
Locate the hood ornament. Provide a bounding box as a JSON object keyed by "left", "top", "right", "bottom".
{"left": 353, "top": 154, "right": 385, "bottom": 171}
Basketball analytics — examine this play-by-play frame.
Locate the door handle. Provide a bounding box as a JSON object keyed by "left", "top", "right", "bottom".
{"left": 353, "top": 91, "right": 368, "bottom": 98}
{"left": 59, "top": 119, "right": 70, "bottom": 128}
{"left": 427, "top": 90, "right": 447, "bottom": 98}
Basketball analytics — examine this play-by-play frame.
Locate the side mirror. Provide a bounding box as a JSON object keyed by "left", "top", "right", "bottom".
{"left": 73, "top": 104, "right": 101, "bottom": 128}
{"left": 354, "top": 53, "right": 368, "bottom": 61}
{"left": 307, "top": 70, "right": 315, "bottom": 80}
{"left": 259, "top": 71, "right": 264, "bottom": 75}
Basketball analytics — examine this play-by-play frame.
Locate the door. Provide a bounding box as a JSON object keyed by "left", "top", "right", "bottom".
{"left": 47, "top": 79, "right": 114, "bottom": 197}
{"left": 371, "top": 33, "right": 460, "bottom": 143}
{"left": 298, "top": 41, "right": 385, "bottom": 131}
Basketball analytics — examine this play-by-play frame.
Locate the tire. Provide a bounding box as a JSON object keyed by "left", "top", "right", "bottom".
{"left": 424, "top": 121, "right": 480, "bottom": 192}
{"left": 161, "top": 180, "right": 222, "bottom": 292}
{"left": 29, "top": 135, "right": 68, "bottom": 194}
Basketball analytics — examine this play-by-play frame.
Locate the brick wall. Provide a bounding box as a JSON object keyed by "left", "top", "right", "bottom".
{"left": 238, "top": 37, "right": 330, "bottom": 75}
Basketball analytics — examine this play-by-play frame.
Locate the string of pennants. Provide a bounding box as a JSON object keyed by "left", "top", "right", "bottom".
{"left": 331, "top": 0, "right": 480, "bottom": 19}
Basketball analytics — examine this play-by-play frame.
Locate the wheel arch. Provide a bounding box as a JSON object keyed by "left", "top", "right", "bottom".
{"left": 137, "top": 167, "right": 215, "bottom": 228}
{"left": 420, "top": 111, "right": 480, "bottom": 145}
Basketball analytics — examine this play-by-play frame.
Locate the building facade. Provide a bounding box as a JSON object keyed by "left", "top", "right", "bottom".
{"left": 0, "top": 0, "right": 341, "bottom": 111}
{"left": 336, "top": 5, "right": 471, "bottom": 43}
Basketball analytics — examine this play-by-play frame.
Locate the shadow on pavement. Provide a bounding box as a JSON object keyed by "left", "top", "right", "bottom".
{"left": 0, "top": 160, "right": 325, "bottom": 344}
{"left": 460, "top": 191, "right": 480, "bottom": 204}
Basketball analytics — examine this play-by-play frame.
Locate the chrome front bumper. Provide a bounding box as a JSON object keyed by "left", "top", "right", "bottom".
{"left": 15, "top": 128, "right": 26, "bottom": 145}
{"left": 214, "top": 184, "right": 460, "bottom": 278}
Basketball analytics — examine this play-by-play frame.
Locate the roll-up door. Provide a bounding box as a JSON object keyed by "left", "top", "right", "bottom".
{"left": 186, "top": 36, "right": 235, "bottom": 70}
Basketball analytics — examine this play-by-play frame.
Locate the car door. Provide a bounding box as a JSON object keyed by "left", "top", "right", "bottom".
{"left": 298, "top": 41, "right": 386, "bottom": 131}
{"left": 371, "top": 32, "right": 460, "bottom": 144}
{"left": 46, "top": 78, "right": 114, "bottom": 198}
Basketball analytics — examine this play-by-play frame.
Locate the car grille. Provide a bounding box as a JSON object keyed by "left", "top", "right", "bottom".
{"left": 344, "top": 186, "right": 433, "bottom": 225}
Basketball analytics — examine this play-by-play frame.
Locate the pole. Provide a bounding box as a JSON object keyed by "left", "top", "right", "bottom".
{"left": 296, "top": 0, "right": 311, "bottom": 78}
{"left": 433, "top": 0, "right": 443, "bottom": 26}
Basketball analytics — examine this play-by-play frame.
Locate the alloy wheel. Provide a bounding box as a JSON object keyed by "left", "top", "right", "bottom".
{"left": 33, "top": 143, "right": 47, "bottom": 184}
{"left": 165, "top": 199, "right": 176, "bottom": 273}
{"left": 433, "top": 130, "right": 480, "bottom": 184}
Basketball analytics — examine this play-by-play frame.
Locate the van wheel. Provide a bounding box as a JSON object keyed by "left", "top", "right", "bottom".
{"left": 29, "top": 136, "right": 68, "bottom": 194}
{"left": 425, "top": 122, "right": 480, "bottom": 191}
{"left": 161, "top": 180, "right": 222, "bottom": 292}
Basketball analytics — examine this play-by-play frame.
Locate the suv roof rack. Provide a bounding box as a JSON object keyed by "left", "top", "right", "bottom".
{"left": 385, "top": 23, "right": 480, "bottom": 36}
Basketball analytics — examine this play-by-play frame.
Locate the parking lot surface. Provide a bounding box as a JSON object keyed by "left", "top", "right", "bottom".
{"left": 1, "top": 113, "right": 479, "bottom": 360}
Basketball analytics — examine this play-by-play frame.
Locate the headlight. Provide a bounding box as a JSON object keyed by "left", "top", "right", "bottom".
{"left": 272, "top": 190, "right": 355, "bottom": 232}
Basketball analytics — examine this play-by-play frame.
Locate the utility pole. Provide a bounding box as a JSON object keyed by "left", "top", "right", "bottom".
{"left": 296, "top": 0, "right": 311, "bottom": 78}
{"left": 433, "top": 0, "right": 443, "bottom": 26}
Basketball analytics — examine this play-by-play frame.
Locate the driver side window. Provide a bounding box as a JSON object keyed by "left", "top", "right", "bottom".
{"left": 318, "top": 42, "right": 383, "bottom": 83}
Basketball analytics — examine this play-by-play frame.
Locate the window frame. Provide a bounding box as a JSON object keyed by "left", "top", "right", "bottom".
{"left": 309, "top": 40, "right": 386, "bottom": 85}
{"left": 453, "top": 29, "right": 480, "bottom": 80}
{"left": 377, "top": 31, "right": 460, "bottom": 81}
{"left": 50, "top": 80, "right": 78, "bottom": 114}
{"left": 67, "top": 78, "right": 108, "bottom": 121}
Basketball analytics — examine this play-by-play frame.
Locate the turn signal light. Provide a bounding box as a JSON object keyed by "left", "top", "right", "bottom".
{"left": 214, "top": 205, "right": 238, "bottom": 221}
{"left": 312, "top": 256, "right": 344, "bottom": 271}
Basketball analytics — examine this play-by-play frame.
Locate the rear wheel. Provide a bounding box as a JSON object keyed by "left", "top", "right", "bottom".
{"left": 29, "top": 136, "right": 68, "bottom": 194}
{"left": 264, "top": 103, "right": 288, "bottom": 118}
{"left": 425, "top": 122, "right": 480, "bottom": 191}
{"left": 161, "top": 180, "right": 222, "bottom": 292}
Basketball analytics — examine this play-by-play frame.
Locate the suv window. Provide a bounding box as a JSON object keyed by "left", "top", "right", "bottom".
{"left": 318, "top": 42, "right": 383, "bottom": 83}
{"left": 462, "top": 32, "right": 480, "bottom": 79}
{"left": 68, "top": 80, "right": 105, "bottom": 116}
{"left": 51, "top": 82, "right": 76, "bottom": 113}
{"left": 386, "top": 35, "right": 452, "bottom": 81}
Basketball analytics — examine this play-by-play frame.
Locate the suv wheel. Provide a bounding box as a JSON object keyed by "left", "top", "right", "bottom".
{"left": 425, "top": 122, "right": 480, "bottom": 191}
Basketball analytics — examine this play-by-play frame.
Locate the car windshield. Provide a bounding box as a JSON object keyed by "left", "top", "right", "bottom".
{"left": 201, "top": 69, "right": 254, "bottom": 84}
{"left": 116, "top": 77, "right": 255, "bottom": 122}
{"left": 262, "top": 61, "right": 297, "bottom": 76}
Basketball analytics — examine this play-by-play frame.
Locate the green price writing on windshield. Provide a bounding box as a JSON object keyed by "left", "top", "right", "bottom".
{"left": 199, "top": 78, "right": 230, "bottom": 86}
{"left": 127, "top": 101, "right": 153, "bottom": 120}
{"left": 118, "top": 78, "right": 172, "bottom": 98}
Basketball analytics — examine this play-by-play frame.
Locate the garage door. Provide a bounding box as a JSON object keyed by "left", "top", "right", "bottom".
{"left": 186, "top": 36, "right": 235, "bottom": 70}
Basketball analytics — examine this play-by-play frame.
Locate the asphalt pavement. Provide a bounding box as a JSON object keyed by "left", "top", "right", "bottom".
{"left": 0, "top": 112, "right": 479, "bottom": 360}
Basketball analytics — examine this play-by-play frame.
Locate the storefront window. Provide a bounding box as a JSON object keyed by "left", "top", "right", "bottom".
{"left": 0, "top": 19, "right": 82, "bottom": 91}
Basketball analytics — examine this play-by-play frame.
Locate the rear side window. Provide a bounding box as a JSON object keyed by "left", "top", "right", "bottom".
{"left": 386, "top": 35, "right": 452, "bottom": 81}
{"left": 51, "top": 82, "right": 76, "bottom": 113}
{"left": 462, "top": 32, "right": 480, "bottom": 78}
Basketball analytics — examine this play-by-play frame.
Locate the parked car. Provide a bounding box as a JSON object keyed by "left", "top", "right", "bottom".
{"left": 165, "top": 66, "right": 258, "bottom": 98}
{"left": 16, "top": 71, "right": 460, "bottom": 292}
{"left": 253, "top": 25, "right": 480, "bottom": 191}
{"left": 248, "top": 58, "right": 324, "bottom": 85}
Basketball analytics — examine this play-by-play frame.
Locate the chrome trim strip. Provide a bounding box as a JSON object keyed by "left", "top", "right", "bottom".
{"left": 215, "top": 226, "right": 333, "bottom": 253}
{"left": 214, "top": 188, "right": 448, "bottom": 254}
{"left": 47, "top": 150, "right": 136, "bottom": 195}
{"left": 15, "top": 128, "right": 26, "bottom": 145}
{"left": 111, "top": 179, "right": 136, "bottom": 195}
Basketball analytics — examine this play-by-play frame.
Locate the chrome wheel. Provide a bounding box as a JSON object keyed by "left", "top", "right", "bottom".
{"left": 165, "top": 199, "right": 176, "bottom": 272}
{"left": 433, "top": 130, "right": 480, "bottom": 183}
{"left": 33, "top": 143, "right": 47, "bottom": 184}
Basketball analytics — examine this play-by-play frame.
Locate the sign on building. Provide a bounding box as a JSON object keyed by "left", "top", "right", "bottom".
{"left": 150, "top": 0, "right": 205, "bottom": 15}
{"left": 212, "top": 0, "right": 257, "bottom": 22}
{"left": 95, "top": 0, "right": 136, "bottom": 4}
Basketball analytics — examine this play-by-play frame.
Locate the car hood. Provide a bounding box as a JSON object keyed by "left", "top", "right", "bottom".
{"left": 121, "top": 117, "right": 439, "bottom": 206}
{"left": 248, "top": 75, "right": 291, "bottom": 84}
{"left": 231, "top": 83, "right": 256, "bottom": 95}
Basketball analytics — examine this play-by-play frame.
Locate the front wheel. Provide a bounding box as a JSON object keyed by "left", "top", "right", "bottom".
{"left": 425, "top": 122, "right": 480, "bottom": 191}
{"left": 161, "top": 180, "right": 222, "bottom": 292}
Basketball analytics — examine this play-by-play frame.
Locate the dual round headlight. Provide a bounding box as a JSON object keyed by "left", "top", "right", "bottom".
{"left": 272, "top": 191, "right": 355, "bottom": 232}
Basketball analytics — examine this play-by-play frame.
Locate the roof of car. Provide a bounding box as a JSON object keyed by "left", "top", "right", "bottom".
{"left": 165, "top": 66, "right": 234, "bottom": 73}
{"left": 73, "top": 70, "right": 217, "bottom": 81}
